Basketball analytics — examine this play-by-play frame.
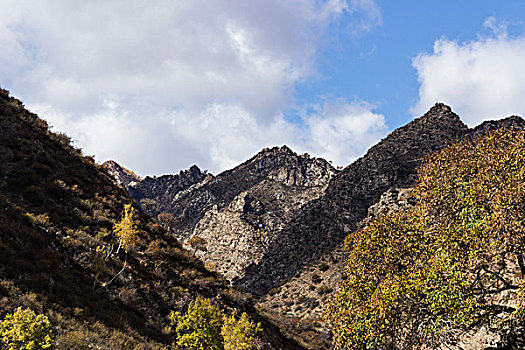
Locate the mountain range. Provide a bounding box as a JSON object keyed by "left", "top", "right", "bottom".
{"left": 2, "top": 85, "right": 525, "bottom": 349}
{"left": 106, "top": 103, "right": 525, "bottom": 348}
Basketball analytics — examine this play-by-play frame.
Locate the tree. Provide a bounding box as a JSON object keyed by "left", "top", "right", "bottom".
{"left": 326, "top": 130, "right": 525, "bottom": 349}
{"left": 0, "top": 307, "right": 54, "bottom": 350}
{"left": 170, "top": 297, "right": 224, "bottom": 350}
{"left": 169, "top": 298, "right": 263, "bottom": 350}
{"left": 221, "top": 312, "right": 262, "bottom": 350}
{"left": 113, "top": 204, "right": 140, "bottom": 253}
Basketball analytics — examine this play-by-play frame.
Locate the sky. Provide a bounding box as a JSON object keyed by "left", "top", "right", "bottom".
{"left": 1, "top": 0, "right": 525, "bottom": 175}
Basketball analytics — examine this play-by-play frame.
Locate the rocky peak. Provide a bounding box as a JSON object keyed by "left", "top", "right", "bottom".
{"left": 428, "top": 102, "right": 452, "bottom": 113}
{"left": 471, "top": 115, "right": 525, "bottom": 136}
{"left": 129, "top": 164, "right": 209, "bottom": 205}
{"left": 237, "top": 103, "right": 470, "bottom": 296}
{"left": 102, "top": 160, "right": 142, "bottom": 187}
{"left": 247, "top": 145, "right": 336, "bottom": 187}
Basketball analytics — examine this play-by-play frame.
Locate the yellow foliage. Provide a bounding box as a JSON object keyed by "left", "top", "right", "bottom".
{"left": 113, "top": 204, "right": 140, "bottom": 253}
{"left": 0, "top": 307, "right": 54, "bottom": 350}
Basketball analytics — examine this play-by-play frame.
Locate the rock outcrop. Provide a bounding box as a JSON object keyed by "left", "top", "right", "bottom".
{"left": 103, "top": 160, "right": 142, "bottom": 187}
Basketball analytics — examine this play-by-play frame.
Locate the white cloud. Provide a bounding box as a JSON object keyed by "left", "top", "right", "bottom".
{"left": 300, "top": 99, "right": 387, "bottom": 165}
{"left": 0, "top": 0, "right": 383, "bottom": 175}
{"left": 412, "top": 18, "right": 525, "bottom": 126}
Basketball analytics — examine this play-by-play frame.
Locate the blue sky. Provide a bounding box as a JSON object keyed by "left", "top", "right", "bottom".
{"left": 1, "top": 1, "right": 525, "bottom": 175}
{"left": 297, "top": 0, "right": 525, "bottom": 129}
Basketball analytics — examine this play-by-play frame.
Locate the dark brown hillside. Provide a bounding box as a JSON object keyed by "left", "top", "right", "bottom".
{"left": 0, "top": 89, "right": 303, "bottom": 349}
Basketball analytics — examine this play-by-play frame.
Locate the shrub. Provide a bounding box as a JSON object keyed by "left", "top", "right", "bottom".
{"left": 221, "top": 312, "right": 262, "bottom": 350}
{"left": 170, "top": 297, "right": 224, "bottom": 350}
{"left": 0, "top": 307, "right": 54, "bottom": 349}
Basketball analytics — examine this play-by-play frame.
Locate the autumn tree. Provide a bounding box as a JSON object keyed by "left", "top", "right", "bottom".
{"left": 0, "top": 307, "right": 54, "bottom": 350}
{"left": 326, "top": 130, "right": 525, "bottom": 349}
{"left": 221, "top": 312, "right": 262, "bottom": 350}
{"left": 169, "top": 298, "right": 263, "bottom": 350}
{"left": 113, "top": 204, "right": 140, "bottom": 253}
{"left": 170, "top": 297, "right": 224, "bottom": 350}
{"left": 157, "top": 212, "right": 176, "bottom": 230}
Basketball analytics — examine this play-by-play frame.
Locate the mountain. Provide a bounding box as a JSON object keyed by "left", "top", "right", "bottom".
{"left": 111, "top": 103, "right": 525, "bottom": 349}
{"left": 254, "top": 107, "right": 525, "bottom": 348}
{"left": 0, "top": 89, "right": 302, "bottom": 349}
{"left": 107, "top": 146, "right": 337, "bottom": 284}
{"left": 237, "top": 103, "right": 469, "bottom": 296}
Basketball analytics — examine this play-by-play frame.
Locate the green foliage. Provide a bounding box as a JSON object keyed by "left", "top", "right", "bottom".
{"left": 170, "top": 297, "right": 224, "bottom": 350}
{"left": 327, "top": 130, "right": 525, "bottom": 349}
{"left": 221, "top": 312, "right": 262, "bottom": 350}
{"left": 113, "top": 204, "right": 140, "bottom": 253}
{"left": 169, "top": 298, "right": 262, "bottom": 350}
{"left": 0, "top": 307, "right": 54, "bottom": 350}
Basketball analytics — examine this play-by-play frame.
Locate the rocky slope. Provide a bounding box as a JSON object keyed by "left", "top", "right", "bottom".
{"left": 237, "top": 103, "right": 470, "bottom": 296}
{"left": 257, "top": 187, "right": 417, "bottom": 348}
{"left": 0, "top": 89, "right": 303, "bottom": 350}
{"left": 109, "top": 146, "right": 337, "bottom": 283}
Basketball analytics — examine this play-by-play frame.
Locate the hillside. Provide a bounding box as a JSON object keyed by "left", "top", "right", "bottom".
{"left": 0, "top": 89, "right": 303, "bottom": 349}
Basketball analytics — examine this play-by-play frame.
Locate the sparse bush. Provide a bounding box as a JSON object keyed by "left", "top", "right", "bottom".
{"left": 187, "top": 236, "right": 207, "bottom": 256}
{"left": 316, "top": 286, "right": 333, "bottom": 295}
{"left": 310, "top": 273, "right": 321, "bottom": 284}
{"left": 268, "top": 287, "right": 281, "bottom": 296}
{"left": 318, "top": 263, "right": 330, "bottom": 272}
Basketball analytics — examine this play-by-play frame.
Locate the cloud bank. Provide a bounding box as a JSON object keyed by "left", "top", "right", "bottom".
{"left": 412, "top": 17, "right": 525, "bottom": 126}
{"left": 0, "top": 0, "right": 385, "bottom": 175}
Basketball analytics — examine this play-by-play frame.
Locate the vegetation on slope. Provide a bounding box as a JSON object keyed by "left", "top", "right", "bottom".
{"left": 0, "top": 89, "right": 300, "bottom": 349}
{"left": 327, "top": 129, "right": 525, "bottom": 349}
